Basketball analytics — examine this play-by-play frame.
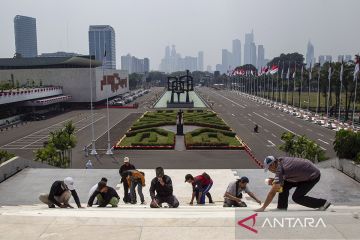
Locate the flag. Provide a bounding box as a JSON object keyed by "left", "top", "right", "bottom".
{"left": 270, "top": 65, "right": 279, "bottom": 75}
{"left": 355, "top": 57, "right": 360, "bottom": 81}
{"left": 286, "top": 66, "right": 290, "bottom": 79}
{"left": 340, "top": 61, "right": 344, "bottom": 82}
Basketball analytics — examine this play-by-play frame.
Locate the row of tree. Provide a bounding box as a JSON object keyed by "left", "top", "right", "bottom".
{"left": 34, "top": 121, "right": 76, "bottom": 168}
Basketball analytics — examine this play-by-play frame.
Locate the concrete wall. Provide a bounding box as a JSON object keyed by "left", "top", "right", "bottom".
{"left": 0, "top": 68, "right": 129, "bottom": 102}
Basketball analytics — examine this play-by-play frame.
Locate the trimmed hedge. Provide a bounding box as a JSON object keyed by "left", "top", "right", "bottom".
{"left": 185, "top": 128, "right": 241, "bottom": 147}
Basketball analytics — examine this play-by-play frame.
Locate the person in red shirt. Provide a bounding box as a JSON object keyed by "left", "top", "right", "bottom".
{"left": 185, "top": 173, "right": 214, "bottom": 205}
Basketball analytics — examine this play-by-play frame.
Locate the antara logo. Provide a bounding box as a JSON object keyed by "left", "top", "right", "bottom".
{"left": 237, "top": 214, "right": 327, "bottom": 234}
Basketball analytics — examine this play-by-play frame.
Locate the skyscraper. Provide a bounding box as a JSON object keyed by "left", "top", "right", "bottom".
{"left": 257, "top": 45, "right": 265, "bottom": 69}
{"left": 14, "top": 15, "right": 38, "bottom": 57}
{"left": 121, "top": 54, "right": 150, "bottom": 74}
{"left": 325, "top": 55, "right": 332, "bottom": 63}
{"left": 319, "top": 55, "right": 325, "bottom": 66}
{"left": 89, "top": 25, "right": 116, "bottom": 69}
{"left": 198, "top": 51, "right": 204, "bottom": 71}
{"left": 232, "top": 39, "right": 241, "bottom": 67}
{"left": 306, "top": 41, "right": 315, "bottom": 67}
{"left": 244, "top": 30, "right": 255, "bottom": 65}
{"left": 222, "top": 49, "right": 232, "bottom": 74}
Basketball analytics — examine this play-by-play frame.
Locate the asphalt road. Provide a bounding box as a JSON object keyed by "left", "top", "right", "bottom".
{"left": 196, "top": 87, "right": 337, "bottom": 161}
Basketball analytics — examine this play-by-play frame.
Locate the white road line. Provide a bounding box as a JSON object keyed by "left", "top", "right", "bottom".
{"left": 231, "top": 114, "right": 235, "bottom": 116}
{"left": 272, "top": 133, "right": 277, "bottom": 138}
{"left": 211, "top": 91, "right": 246, "bottom": 109}
{"left": 317, "top": 133, "right": 324, "bottom": 137}
{"left": 253, "top": 112, "right": 297, "bottom": 135}
{"left": 267, "top": 140, "right": 276, "bottom": 147}
{"left": 264, "top": 113, "right": 269, "bottom": 117}
{"left": 317, "top": 139, "right": 330, "bottom": 145}
{"left": 248, "top": 113, "right": 252, "bottom": 117}
{"left": 0, "top": 115, "right": 85, "bottom": 148}
{"left": 320, "top": 146, "right": 327, "bottom": 151}
{"left": 264, "top": 129, "right": 269, "bottom": 133}
{"left": 280, "top": 114, "right": 285, "bottom": 117}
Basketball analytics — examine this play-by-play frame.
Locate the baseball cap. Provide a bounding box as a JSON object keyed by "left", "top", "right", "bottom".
{"left": 64, "top": 177, "right": 75, "bottom": 190}
{"left": 263, "top": 156, "right": 276, "bottom": 172}
{"left": 239, "top": 176, "right": 249, "bottom": 183}
{"left": 184, "top": 174, "right": 193, "bottom": 182}
{"left": 124, "top": 157, "right": 130, "bottom": 163}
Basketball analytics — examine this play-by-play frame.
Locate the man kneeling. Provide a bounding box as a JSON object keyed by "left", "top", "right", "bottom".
{"left": 150, "top": 167, "right": 179, "bottom": 208}
{"left": 87, "top": 181, "right": 120, "bottom": 207}
{"left": 223, "top": 177, "right": 261, "bottom": 207}
{"left": 39, "top": 177, "right": 83, "bottom": 208}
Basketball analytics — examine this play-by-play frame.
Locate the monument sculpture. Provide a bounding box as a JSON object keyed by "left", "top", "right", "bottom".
{"left": 167, "top": 70, "right": 194, "bottom": 108}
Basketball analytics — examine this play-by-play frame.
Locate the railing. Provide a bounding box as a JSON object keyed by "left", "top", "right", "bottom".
{"left": 0, "top": 87, "right": 63, "bottom": 105}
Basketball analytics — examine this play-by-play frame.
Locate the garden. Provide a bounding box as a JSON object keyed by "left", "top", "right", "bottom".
{"left": 115, "top": 109, "right": 243, "bottom": 149}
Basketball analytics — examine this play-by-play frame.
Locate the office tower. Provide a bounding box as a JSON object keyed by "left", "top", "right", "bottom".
{"left": 14, "top": 15, "right": 38, "bottom": 57}
{"left": 159, "top": 45, "right": 199, "bottom": 73}
{"left": 244, "top": 30, "right": 255, "bottom": 65}
{"left": 232, "top": 39, "right": 241, "bottom": 67}
{"left": 121, "top": 54, "right": 150, "bottom": 74}
{"left": 257, "top": 45, "right": 265, "bottom": 69}
{"left": 198, "top": 51, "right": 204, "bottom": 71}
{"left": 206, "top": 65, "right": 212, "bottom": 72}
{"left": 89, "top": 25, "right": 116, "bottom": 69}
{"left": 306, "top": 41, "right": 315, "bottom": 67}
{"left": 319, "top": 55, "right": 325, "bottom": 66}
{"left": 325, "top": 55, "right": 332, "bottom": 63}
{"left": 345, "top": 55, "right": 352, "bottom": 62}
{"left": 222, "top": 49, "right": 232, "bottom": 74}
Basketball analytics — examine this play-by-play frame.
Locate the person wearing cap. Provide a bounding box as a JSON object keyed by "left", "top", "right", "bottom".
{"left": 119, "top": 156, "right": 135, "bottom": 203}
{"left": 39, "top": 177, "right": 83, "bottom": 208}
{"left": 149, "top": 167, "right": 179, "bottom": 208}
{"left": 185, "top": 173, "right": 214, "bottom": 205}
{"left": 255, "top": 156, "right": 331, "bottom": 212}
{"left": 223, "top": 176, "right": 261, "bottom": 207}
{"left": 87, "top": 181, "right": 120, "bottom": 207}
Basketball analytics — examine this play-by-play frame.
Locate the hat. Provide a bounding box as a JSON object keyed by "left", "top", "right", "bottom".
{"left": 263, "top": 156, "right": 276, "bottom": 172}
{"left": 184, "top": 174, "right": 193, "bottom": 182}
{"left": 124, "top": 157, "right": 130, "bottom": 163}
{"left": 239, "top": 176, "right": 249, "bottom": 183}
{"left": 64, "top": 177, "right": 75, "bottom": 190}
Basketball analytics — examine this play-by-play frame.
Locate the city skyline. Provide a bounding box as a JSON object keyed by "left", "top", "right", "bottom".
{"left": 1, "top": 0, "right": 359, "bottom": 70}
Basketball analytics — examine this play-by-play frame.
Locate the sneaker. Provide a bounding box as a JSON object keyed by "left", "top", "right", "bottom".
{"left": 48, "top": 204, "right": 55, "bottom": 208}
{"left": 130, "top": 201, "right": 137, "bottom": 205}
{"left": 141, "top": 201, "right": 146, "bottom": 205}
{"left": 318, "top": 201, "right": 331, "bottom": 211}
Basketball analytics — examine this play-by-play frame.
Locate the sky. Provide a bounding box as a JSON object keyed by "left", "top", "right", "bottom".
{"left": 0, "top": 0, "right": 359, "bottom": 70}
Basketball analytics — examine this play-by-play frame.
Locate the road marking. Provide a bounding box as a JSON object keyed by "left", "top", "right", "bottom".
{"left": 264, "top": 129, "right": 269, "bottom": 133}
{"left": 253, "top": 112, "right": 297, "bottom": 136}
{"left": 272, "top": 133, "right": 277, "bottom": 138}
{"left": 247, "top": 113, "right": 252, "bottom": 117}
{"left": 231, "top": 114, "right": 235, "bottom": 116}
{"left": 330, "top": 138, "right": 335, "bottom": 142}
{"left": 267, "top": 140, "right": 276, "bottom": 147}
{"left": 264, "top": 113, "right": 268, "bottom": 117}
{"left": 211, "top": 91, "right": 246, "bottom": 108}
{"left": 320, "top": 146, "right": 327, "bottom": 150}
{"left": 318, "top": 139, "right": 330, "bottom": 145}
{"left": 317, "top": 133, "right": 324, "bottom": 137}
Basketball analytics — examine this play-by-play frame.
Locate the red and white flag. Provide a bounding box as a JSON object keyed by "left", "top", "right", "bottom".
{"left": 270, "top": 65, "right": 279, "bottom": 75}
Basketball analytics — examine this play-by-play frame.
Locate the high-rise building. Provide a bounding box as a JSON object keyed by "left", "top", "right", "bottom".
{"left": 198, "top": 51, "right": 204, "bottom": 71}
{"left": 232, "top": 39, "right": 241, "bottom": 67}
{"left": 121, "top": 54, "right": 150, "bottom": 74}
{"left": 306, "top": 41, "right": 315, "bottom": 67}
{"left": 222, "top": 49, "right": 232, "bottom": 74}
{"left": 14, "top": 15, "right": 38, "bottom": 58}
{"left": 345, "top": 55, "right": 352, "bottom": 62}
{"left": 244, "top": 30, "right": 255, "bottom": 65}
{"left": 319, "top": 55, "right": 325, "bottom": 66}
{"left": 206, "top": 65, "right": 212, "bottom": 72}
{"left": 325, "top": 55, "right": 332, "bottom": 63}
{"left": 89, "top": 25, "right": 116, "bottom": 69}
{"left": 159, "top": 45, "right": 199, "bottom": 72}
{"left": 257, "top": 45, "right": 265, "bottom": 69}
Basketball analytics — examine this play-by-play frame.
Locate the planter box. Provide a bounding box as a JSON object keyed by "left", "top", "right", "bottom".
{"left": 0, "top": 156, "right": 54, "bottom": 183}
{"left": 335, "top": 158, "right": 360, "bottom": 182}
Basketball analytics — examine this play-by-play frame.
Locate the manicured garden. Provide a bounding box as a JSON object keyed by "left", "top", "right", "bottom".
{"left": 115, "top": 109, "right": 243, "bottom": 150}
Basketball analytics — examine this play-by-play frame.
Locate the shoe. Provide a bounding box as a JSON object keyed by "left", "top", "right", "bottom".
{"left": 209, "top": 201, "right": 215, "bottom": 204}
{"left": 48, "top": 204, "right": 55, "bottom": 208}
{"left": 130, "top": 201, "right": 137, "bottom": 205}
{"left": 318, "top": 201, "right": 331, "bottom": 211}
{"left": 141, "top": 201, "right": 146, "bottom": 205}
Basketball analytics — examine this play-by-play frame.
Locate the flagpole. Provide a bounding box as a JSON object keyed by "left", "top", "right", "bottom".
{"left": 292, "top": 62, "right": 296, "bottom": 106}
{"left": 89, "top": 54, "right": 97, "bottom": 155}
{"left": 352, "top": 75, "right": 358, "bottom": 126}
{"left": 287, "top": 62, "right": 290, "bottom": 105}
{"left": 316, "top": 64, "right": 321, "bottom": 114}
{"left": 308, "top": 63, "right": 311, "bottom": 112}
{"left": 103, "top": 44, "right": 113, "bottom": 155}
{"left": 300, "top": 65, "right": 303, "bottom": 109}
{"left": 327, "top": 62, "right": 332, "bottom": 118}
{"left": 281, "top": 61, "right": 284, "bottom": 104}
{"left": 338, "top": 61, "right": 343, "bottom": 122}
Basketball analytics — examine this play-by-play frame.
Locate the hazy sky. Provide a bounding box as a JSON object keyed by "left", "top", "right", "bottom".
{"left": 0, "top": 0, "right": 359, "bottom": 70}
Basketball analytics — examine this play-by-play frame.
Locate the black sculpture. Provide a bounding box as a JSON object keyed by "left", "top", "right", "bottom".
{"left": 176, "top": 109, "right": 184, "bottom": 135}
{"left": 167, "top": 70, "right": 194, "bottom": 108}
